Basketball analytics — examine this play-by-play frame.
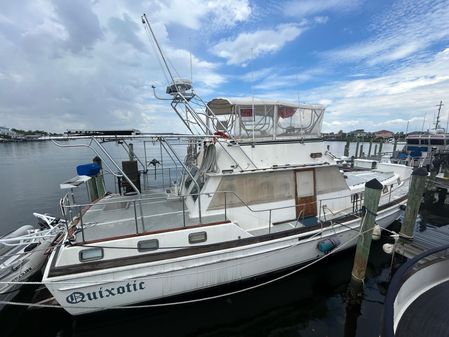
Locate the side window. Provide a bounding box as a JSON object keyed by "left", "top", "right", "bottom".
{"left": 79, "top": 248, "right": 103, "bottom": 262}
{"left": 138, "top": 239, "right": 159, "bottom": 252}
{"left": 189, "top": 231, "right": 207, "bottom": 244}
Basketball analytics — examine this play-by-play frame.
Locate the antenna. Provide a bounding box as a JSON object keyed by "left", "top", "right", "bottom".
{"left": 435, "top": 100, "right": 444, "bottom": 129}
{"left": 142, "top": 14, "right": 175, "bottom": 84}
{"left": 189, "top": 37, "right": 193, "bottom": 84}
{"left": 250, "top": 48, "right": 255, "bottom": 144}
{"left": 421, "top": 111, "right": 426, "bottom": 132}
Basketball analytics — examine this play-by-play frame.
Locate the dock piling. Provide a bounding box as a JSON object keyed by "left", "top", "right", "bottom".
{"left": 399, "top": 168, "right": 427, "bottom": 238}
{"left": 393, "top": 138, "right": 398, "bottom": 154}
{"left": 355, "top": 139, "right": 360, "bottom": 159}
{"left": 344, "top": 140, "right": 350, "bottom": 157}
{"left": 367, "top": 140, "right": 372, "bottom": 158}
{"left": 350, "top": 178, "right": 383, "bottom": 287}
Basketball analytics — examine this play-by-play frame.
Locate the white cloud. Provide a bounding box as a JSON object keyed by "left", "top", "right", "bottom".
{"left": 313, "top": 48, "right": 449, "bottom": 132}
{"left": 148, "top": 0, "right": 251, "bottom": 30}
{"left": 323, "top": 0, "right": 449, "bottom": 66}
{"left": 313, "top": 16, "right": 329, "bottom": 24}
{"left": 245, "top": 48, "right": 449, "bottom": 133}
{"left": 0, "top": 0, "right": 228, "bottom": 133}
{"left": 283, "top": 0, "right": 362, "bottom": 17}
{"left": 211, "top": 23, "right": 305, "bottom": 66}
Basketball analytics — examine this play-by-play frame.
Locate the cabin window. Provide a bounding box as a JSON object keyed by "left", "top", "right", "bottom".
{"left": 315, "top": 167, "right": 349, "bottom": 194}
{"left": 137, "top": 239, "right": 159, "bottom": 252}
{"left": 430, "top": 139, "right": 444, "bottom": 145}
{"left": 208, "top": 171, "right": 295, "bottom": 210}
{"left": 189, "top": 231, "right": 207, "bottom": 244}
{"left": 407, "top": 139, "right": 419, "bottom": 144}
{"left": 420, "top": 139, "right": 429, "bottom": 145}
{"left": 79, "top": 248, "right": 103, "bottom": 262}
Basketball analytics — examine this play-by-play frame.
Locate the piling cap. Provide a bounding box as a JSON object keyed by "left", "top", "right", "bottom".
{"left": 412, "top": 167, "right": 428, "bottom": 176}
{"left": 365, "top": 178, "right": 383, "bottom": 190}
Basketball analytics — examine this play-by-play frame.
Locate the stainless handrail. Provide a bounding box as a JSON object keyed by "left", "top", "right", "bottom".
{"left": 51, "top": 138, "right": 122, "bottom": 178}
{"left": 160, "top": 139, "right": 202, "bottom": 223}
{"left": 60, "top": 184, "right": 407, "bottom": 243}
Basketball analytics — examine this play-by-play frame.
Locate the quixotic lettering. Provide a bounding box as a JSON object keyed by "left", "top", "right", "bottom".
{"left": 66, "top": 281, "right": 145, "bottom": 304}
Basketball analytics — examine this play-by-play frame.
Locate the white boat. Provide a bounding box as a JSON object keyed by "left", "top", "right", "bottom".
{"left": 39, "top": 15, "right": 412, "bottom": 315}
{"left": 40, "top": 86, "right": 413, "bottom": 315}
{"left": 0, "top": 214, "right": 64, "bottom": 302}
{"left": 392, "top": 101, "right": 448, "bottom": 167}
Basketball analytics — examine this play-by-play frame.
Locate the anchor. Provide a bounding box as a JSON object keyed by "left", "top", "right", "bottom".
{"left": 148, "top": 158, "right": 160, "bottom": 179}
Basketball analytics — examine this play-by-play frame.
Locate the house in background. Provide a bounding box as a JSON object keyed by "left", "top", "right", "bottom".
{"left": 374, "top": 130, "right": 394, "bottom": 139}
{"left": 348, "top": 129, "right": 367, "bottom": 138}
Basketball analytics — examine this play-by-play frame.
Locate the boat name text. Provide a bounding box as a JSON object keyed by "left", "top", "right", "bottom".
{"left": 66, "top": 281, "right": 145, "bottom": 304}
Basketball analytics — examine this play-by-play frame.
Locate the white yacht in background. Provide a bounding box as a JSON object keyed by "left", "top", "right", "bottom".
{"left": 392, "top": 101, "right": 448, "bottom": 167}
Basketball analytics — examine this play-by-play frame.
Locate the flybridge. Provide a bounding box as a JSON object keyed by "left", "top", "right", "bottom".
{"left": 206, "top": 98, "right": 325, "bottom": 141}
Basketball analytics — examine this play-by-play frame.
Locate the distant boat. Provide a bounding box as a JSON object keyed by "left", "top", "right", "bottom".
{"left": 391, "top": 101, "right": 448, "bottom": 167}
{"left": 0, "top": 214, "right": 64, "bottom": 302}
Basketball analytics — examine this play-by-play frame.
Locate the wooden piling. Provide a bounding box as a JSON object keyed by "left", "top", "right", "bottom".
{"left": 92, "top": 156, "right": 105, "bottom": 198}
{"left": 374, "top": 144, "right": 378, "bottom": 157}
{"left": 393, "top": 138, "right": 398, "bottom": 154}
{"left": 368, "top": 140, "right": 372, "bottom": 158}
{"left": 128, "top": 143, "right": 135, "bottom": 161}
{"left": 350, "top": 178, "right": 383, "bottom": 284}
{"left": 421, "top": 167, "right": 438, "bottom": 231}
{"left": 355, "top": 139, "right": 360, "bottom": 159}
{"left": 344, "top": 139, "right": 350, "bottom": 157}
{"left": 378, "top": 139, "right": 383, "bottom": 155}
{"left": 359, "top": 144, "right": 364, "bottom": 158}
{"left": 87, "top": 178, "right": 99, "bottom": 202}
{"left": 399, "top": 168, "right": 427, "bottom": 238}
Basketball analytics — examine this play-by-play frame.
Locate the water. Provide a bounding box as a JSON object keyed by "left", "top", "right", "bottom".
{"left": 0, "top": 140, "right": 396, "bottom": 337}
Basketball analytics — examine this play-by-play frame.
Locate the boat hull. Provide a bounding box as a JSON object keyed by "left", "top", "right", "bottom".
{"left": 44, "top": 203, "right": 403, "bottom": 315}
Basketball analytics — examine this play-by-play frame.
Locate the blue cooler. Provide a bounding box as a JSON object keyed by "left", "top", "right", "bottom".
{"left": 76, "top": 163, "right": 101, "bottom": 176}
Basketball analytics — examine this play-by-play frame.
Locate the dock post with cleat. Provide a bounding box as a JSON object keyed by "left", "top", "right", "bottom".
{"left": 399, "top": 167, "right": 427, "bottom": 238}
{"left": 350, "top": 178, "right": 383, "bottom": 289}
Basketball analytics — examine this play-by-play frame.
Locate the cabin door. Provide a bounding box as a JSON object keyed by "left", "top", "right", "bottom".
{"left": 295, "top": 169, "right": 317, "bottom": 218}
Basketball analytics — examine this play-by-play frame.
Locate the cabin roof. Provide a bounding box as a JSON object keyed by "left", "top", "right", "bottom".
{"left": 207, "top": 97, "right": 325, "bottom": 115}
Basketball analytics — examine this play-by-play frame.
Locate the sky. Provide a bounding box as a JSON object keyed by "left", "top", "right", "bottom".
{"left": 1, "top": 0, "right": 449, "bottom": 134}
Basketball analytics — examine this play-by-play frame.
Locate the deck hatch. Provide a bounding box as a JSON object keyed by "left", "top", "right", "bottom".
{"left": 103, "top": 201, "right": 129, "bottom": 211}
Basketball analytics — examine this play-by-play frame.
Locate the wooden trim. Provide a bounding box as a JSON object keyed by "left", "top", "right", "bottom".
{"left": 48, "top": 195, "right": 406, "bottom": 278}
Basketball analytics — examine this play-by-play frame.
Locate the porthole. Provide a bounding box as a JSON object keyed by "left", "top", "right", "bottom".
{"left": 138, "top": 239, "right": 159, "bottom": 252}
{"left": 79, "top": 248, "right": 103, "bottom": 262}
{"left": 189, "top": 231, "right": 207, "bottom": 244}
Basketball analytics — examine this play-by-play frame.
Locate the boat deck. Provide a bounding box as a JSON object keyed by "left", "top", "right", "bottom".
{"left": 72, "top": 169, "right": 407, "bottom": 243}
{"left": 76, "top": 190, "right": 225, "bottom": 242}
{"left": 345, "top": 170, "right": 395, "bottom": 187}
